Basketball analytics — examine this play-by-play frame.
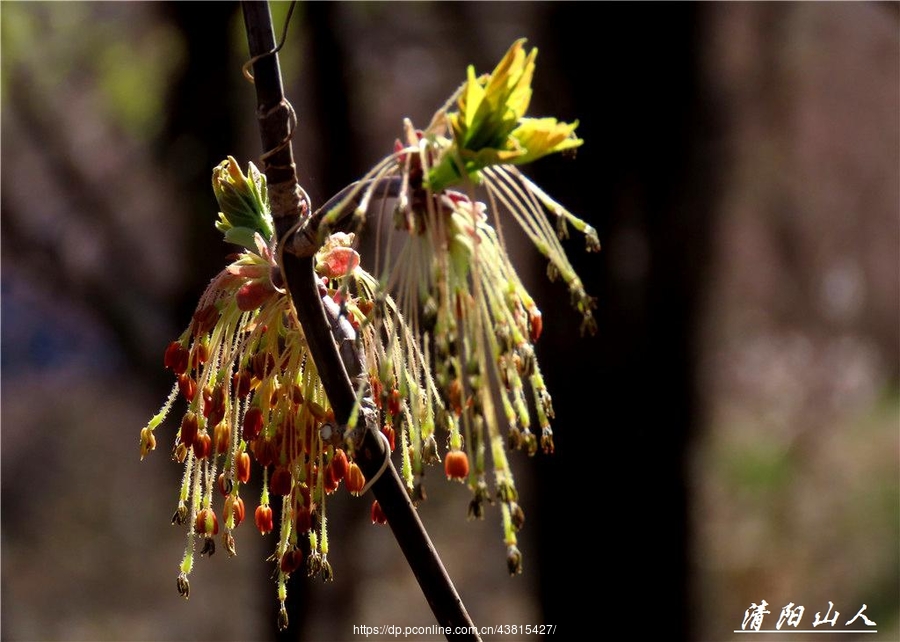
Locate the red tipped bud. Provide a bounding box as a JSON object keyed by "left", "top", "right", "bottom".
{"left": 254, "top": 504, "right": 274, "bottom": 535}
{"left": 293, "top": 505, "right": 312, "bottom": 534}
{"left": 195, "top": 508, "right": 219, "bottom": 536}
{"left": 236, "top": 452, "right": 251, "bottom": 484}
{"left": 243, "top": 406, "right": 264, "bottom": 441}
{"left": 236, "top": 279, "right": 274, "bottom": 311}
{"left": 193, "top": 431, "right": 212, "bottom": 460}
{"left": 206, "top": 384, "right": 226, "bottom": 428}
{"left": 330, "top": 449, "right": 348, "bottom": 481}
{"left": 444, "top": 450, "right": 469, "bottom": 481}
{"left": 233, "top": 370, "right": 252, "bottom": 397}
{"left": 345, "top": 462, "right": 366, "bottom": 496}
{"left": 252, "top": 437, "right": 276, "bottom": 468}
{"left": 387, "top": 388, "right": 401, "bottom": 416}
{"left": 316, "top": 245, "right": 360, "bottom": 279}
{"left": 191, "top": 304, "right": 219, "bottom": 336}
{"left": 270, "top": 466, "right": 292, "bottom": 496}
{"left": 164, "top": 341, "right": 189, "bottom": 374}
{"left": 371, "top": 500, "right": 387, "bottom": 525}
{"left": 217, "top": 473, "right": 231, "bottom": 497}
{"left": 528, "top": 306, "right": 543, "bottom": 343}
{"left": 179, "top": 413, "right": 199, "bottom": 448}
{"left": 381, "top": 424, "right": 396, "bottom": 451}
{"left": 280, "top": 548, "right": 303, "bottom": 575}
{"left": 323, "top": 464, "right": 339, "bottom": 494}
{"left": 225, "top": 496, "right": 245, "bottom": 527}
{"left": 214, "top": 422, "right": 230, "bottom": 454}
{"left": 177, "top": 374, "right": 196, "bottom": 402}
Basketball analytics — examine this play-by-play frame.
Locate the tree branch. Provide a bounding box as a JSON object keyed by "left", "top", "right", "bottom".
{"left": 242, "top": 0, "right": 308, "bottom": 240}
{"left": 241, "top": 3, "right": 480, "bottom": 639}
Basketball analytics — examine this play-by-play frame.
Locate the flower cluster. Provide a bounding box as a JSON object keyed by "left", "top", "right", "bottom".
{"left": 317, "top": 38, "right": 599, "bottom": 573}
{"left": 141, "top": 39, "right": 597, "bottom": 630}
{"left": 141, "top": 158, "right": 360, "bottom": 628}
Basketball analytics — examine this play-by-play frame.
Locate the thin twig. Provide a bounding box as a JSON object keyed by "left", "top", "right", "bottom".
{"left": 241, "top": 3, "right": 480, "bottom": 639}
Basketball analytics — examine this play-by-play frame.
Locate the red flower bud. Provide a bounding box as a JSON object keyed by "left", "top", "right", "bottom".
{"left": 388, "top": 388, "right": 401, "bottom": 417}
{"left": 165, "top": 341, "right": 189, "bottom": 374}
{"left": 252, "top": 437, "right": 276, "bottom": 468}
{"left": 243, "top": 406, "right": 264, "bottom": 442}
{"left": 528, "top": 306, "right": 543, "bottom": 343}
{"left": 236, "top": 279, "right": 274, "bottom": 311}
{"left": 330, "top": 449, "right": 348, "bottom": 481}
{"left": 225, "top": 496, "right": 245, "bottom": 527}
{"left": 323, "top": 464, "right": 339, "bottom": 494}
{"left": 207, "top": 384, "right": 226, "bottom": 428}
{"left": 191, "top": 304, "right": 219, "bottom": 336}
{"left": 237, "top": 452, "right": 251, "bottom": 484}
{"left": 189, "top": 343, "right": 208, "bottom": 370}
{"left": 448, "top": 379, "right": 463, "bottom": 416}
{"left": 381, "top": 425, "right": 396, "bottom": 452}
{"left": 195, "top": 508, "right": 219, "bottom": 536}
{"left": 293, "top": 505, "right": 312, "bottom": 534}
{"left": 251, "top": 352, "right": 275, "bottom": 380}
{"left": 233, "top": 370, "right": 252, "bottom": 398}
{"left": 371, "top": 500, "right": 387, "bottom": 525}
{"left": 280, "top": 548, "right": 303, "bottom": 575}
{"left": 254, "top": 504, "right": 274, "bottom": 535}
{"left": 217, "top": 473, "right": 231, "bottom": 497}
{"left": 193, "top": 431, "right": 212, "bottom": 460}
{"left": 345, "top": 462, "right": 366, "bottom": 496}
{"left": 291, "top": 483, "right": 311, "bottom": 509}
{"left": 214, "top": 422, "right": 230, "bottom": 455}
{"left": 177, "top": 374, "right": 196, "bottom": 402}
{"left": 179, "top": 413, "right": 199, "bottom": 448}
{"left": 444, "top": 450, "right": 469, "bottom": 481}
{"left": 270, "top": 465, "right": 292, "bottom": 496}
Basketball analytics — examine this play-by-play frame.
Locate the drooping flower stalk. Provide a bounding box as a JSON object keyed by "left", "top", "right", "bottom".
{"left": 306, "top": 39, "right": 599, "bottom": 551}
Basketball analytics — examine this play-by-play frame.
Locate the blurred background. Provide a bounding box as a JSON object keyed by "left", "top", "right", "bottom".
{"left": 2, "top": 2, "right": 897, "bottom": 641}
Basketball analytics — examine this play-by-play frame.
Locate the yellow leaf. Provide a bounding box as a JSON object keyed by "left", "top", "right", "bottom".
{"left": 510, "top": 118, "right": 583, "bottom": 165}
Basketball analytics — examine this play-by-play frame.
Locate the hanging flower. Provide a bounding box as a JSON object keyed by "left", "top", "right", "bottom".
{"left": 314, "top": 38, "right": 598, "bottom": 572}
{"left": 140, "top": 158, "right": 376, "bottom": 628}
{"left": 141, "top": 38, "right": 598, "bottom": 629}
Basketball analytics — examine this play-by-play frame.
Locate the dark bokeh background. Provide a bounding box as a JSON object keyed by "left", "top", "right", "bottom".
{"left": 2, "top": 3, "right": 897, "bottom": 641}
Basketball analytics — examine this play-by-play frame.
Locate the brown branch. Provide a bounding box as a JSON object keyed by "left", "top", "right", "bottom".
{"left": 241, "top": 3, "right": 480, "bottom": 639}
{"left": 241, "top": 0, "right": 308, "bottom": 241}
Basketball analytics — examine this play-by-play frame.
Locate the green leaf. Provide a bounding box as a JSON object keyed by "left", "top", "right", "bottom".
{"left": 211, "top": 157, "right": 274, "bottom": 241}
{"left": 222, "top": 226, "right": 263, "bottom": 252}
{"left": 426, "top": 40, "right": 580, "bottom": 192}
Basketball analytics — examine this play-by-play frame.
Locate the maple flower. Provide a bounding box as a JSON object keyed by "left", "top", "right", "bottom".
{"left": 314, "top": 38, "right": 598, "bottom": 567}
{"left": 141, "top": 39, "right": 599, "bottom": 629}
{"left": 140, "top": 158, "right": 378, "bottom": 628}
